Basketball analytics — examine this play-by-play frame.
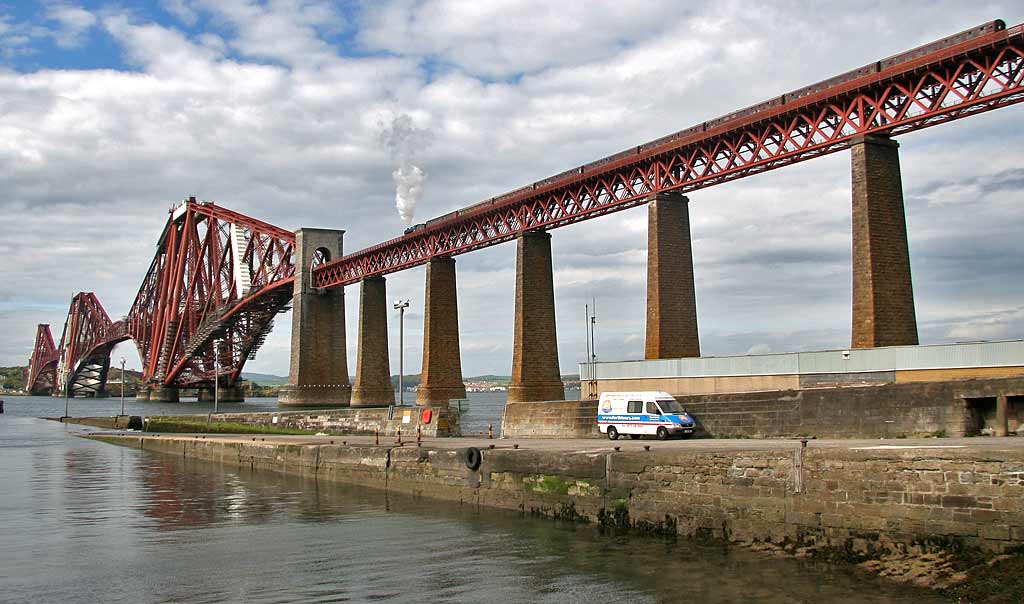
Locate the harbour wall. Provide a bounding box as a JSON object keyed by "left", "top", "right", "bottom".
{"left": 90, "top": 434, "right": 1024, "bottom": 557}
{"left": 146, "top": 406, "right": 460, "bottom": 437}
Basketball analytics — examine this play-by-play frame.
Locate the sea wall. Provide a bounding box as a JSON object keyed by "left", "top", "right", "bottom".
{"left": 150, "top": 406, "right": 460, "bottom": 438}
{"left": 91, "top": 434, "right": 1024, "bottom": 556}
{"left": 500, "top": 400, "right": 599, "bottom": 439}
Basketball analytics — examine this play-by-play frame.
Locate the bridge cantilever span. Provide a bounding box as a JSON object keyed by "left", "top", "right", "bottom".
{"left": 28, "top": 199, "right": 297, "bottom": 401}
{"left": 25, "top": 324, "right": 60, "bottom": 395}
{"left": 311, "top": 20, "right": 1023, "bottom": 289}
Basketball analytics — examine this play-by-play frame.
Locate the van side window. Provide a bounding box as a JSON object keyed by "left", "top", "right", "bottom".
{"left": 627, "top": 401, "right": 643, "bottom": 414}
{"left": 645, "top": 401, "right": 660, "bottom": 415}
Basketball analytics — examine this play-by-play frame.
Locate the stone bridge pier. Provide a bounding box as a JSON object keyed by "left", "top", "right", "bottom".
{"left": 198, "top": 385, "right": 245, "bottom": 403}
{"left": 351, "top": 276, "right": 395, "bottom": 407}
{"left": 645, "top": 191, "right": 700, "bottom": 360}
{"left": 509, "top": 230, "right": 564, "bottom": 403}
{"left": 417, "top": 257, "right": 466, "bottom": 405}
{"left": 851, "top": 135, "right": 918, "bottom": 348}
{"left": 279, "top": 228, "right": 351, "bottom": 407}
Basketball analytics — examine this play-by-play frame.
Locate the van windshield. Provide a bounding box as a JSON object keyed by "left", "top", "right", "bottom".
{"left": 657, "top": 399, "right": 684, "bottom": 414}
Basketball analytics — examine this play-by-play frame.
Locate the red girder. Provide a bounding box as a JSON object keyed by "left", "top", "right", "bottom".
{"left": 33, "top": 199, "right": 295, "bottom": 395}
{"left": 53, "top": 292, "right": 125, "bottom": 396}
{"left": 126, "top": 198, "right": 296, "bottom": 388}
{"left": 312, "top": 19, "right": 1024, "bottom": 289}
{"left": 25, "top": 324, "right": 59, "bottom": 394}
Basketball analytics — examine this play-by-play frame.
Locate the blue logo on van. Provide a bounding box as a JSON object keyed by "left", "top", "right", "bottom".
{"left": 601, "top": 400, "right": 613, "bottom": 413}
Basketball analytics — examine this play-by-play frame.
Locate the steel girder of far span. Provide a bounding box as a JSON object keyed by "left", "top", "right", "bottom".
{"left": 25, "top": 324, "right": 59, "bottom": 395}
{"left": 30, "top": 200, "right": 297, "bottom": 395}
{"left": 312, "top": 19, "right": 1024, "bottom": 289}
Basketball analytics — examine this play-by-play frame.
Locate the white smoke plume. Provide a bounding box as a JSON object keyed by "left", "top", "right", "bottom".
{"left": 379, "top": 113, "right": 430, "bottom": 225}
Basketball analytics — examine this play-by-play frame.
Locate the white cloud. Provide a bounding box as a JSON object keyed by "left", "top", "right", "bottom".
{"left": 45, "top": 4, "right": 97, "bottom": 49}
{"left": 161, "top": 0, "right": 200, "bottom": 27}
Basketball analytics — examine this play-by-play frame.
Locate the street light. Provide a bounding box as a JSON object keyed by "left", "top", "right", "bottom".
{"left": 213, "top": 339, "right": 220, "bottom": 416}
{"left": 393, "top": 299, "right": 410, "bottom": 407}
{"left": 119, "top": 357, "right": 126, "bottom": 416}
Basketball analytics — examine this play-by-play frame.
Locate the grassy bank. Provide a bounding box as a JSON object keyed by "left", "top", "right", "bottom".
{"left": 144, "top": 417, "right": 315, "bottom": 436}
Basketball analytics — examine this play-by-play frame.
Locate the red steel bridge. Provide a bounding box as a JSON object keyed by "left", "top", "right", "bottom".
{"left": 27, "top": 201, "right": 296, "bottom": 397}
{"left": 26, "top": 19, "right": 1024, "bottom": 398}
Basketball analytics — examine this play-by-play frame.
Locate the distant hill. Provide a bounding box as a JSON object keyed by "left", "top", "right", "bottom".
{"left": 1, "top": 366, "right": 26, "bottom": 390}
{"left": 240, "top": 372, "right": 289, "bottom": 386}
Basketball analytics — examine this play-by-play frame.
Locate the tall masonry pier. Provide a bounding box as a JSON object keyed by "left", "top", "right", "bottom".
{"left": 279, "top": 228, "right": 351, "bottom": 407}
{"left": 509, "top": 230, "right": 565, "bottom": 402}
{"left": 850, "top": 135, "right": 918, "bottom": 348}
{"left": 351, "top": 276, "right": 394, "bottom": 407}
{"left": 645, "top": 191, "right": 700, "bottom": 359}
{"left": 417, "top": 256, "right": 466, "bottom": 405}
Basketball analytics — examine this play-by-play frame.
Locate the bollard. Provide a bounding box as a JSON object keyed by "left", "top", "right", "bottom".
{"left": 417, "top": 425, "right": 422, "bottom": 444}
{"left": 0, "top": 399, "right": 4, "bottom": 414}
{"left": 487, "top": 423, "right": 493, "bottom": 439}
{"left": 375, "top": 427, "right": 380, "bottom": 445}
{"left": 396, "top": 427, "right": 402, "bottom": 444}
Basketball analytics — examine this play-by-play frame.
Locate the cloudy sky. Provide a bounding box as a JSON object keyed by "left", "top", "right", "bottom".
{"left": 2, "top": 0, "right": 1022, "bottom": 379}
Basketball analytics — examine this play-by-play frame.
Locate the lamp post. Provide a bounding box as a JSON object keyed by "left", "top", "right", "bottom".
{"left": 213, "top": 340, "right": 220, "bottom": 416}
{"left": 119, "top": 357, "right": 126, "bottom": 416}
{"left": 393, "top": 299, "right": 410, "bottom": 406}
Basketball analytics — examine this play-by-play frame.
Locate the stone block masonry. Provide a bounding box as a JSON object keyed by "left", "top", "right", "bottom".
{"left": 850, "top": 135, "right": 918, "bottom": 348}
{"left": 501, "top": 400, "right": 599, "bottom": 439}
{"left": 645, "top": 192, "right": 700, "bottom": 359}
{"left": 160, "top": 407, "right": 461, "bottom": 438}
{"left": 279, "top": 228, "right": 351, "bottom": 407}
{"left": 91, "top": 433, "right": 1024, "bottom": 558}
{"left": 417, "top": 257, "right": 466, "bottom": 405}
{"left": 351, "top": 276, "right": 394, "bottom": 407}
{"left": 508, "top": 230, "right": 565, "bottom": 403}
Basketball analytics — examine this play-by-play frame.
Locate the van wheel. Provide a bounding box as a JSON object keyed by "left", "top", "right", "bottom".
{"left": 607, "top": 426, "right": 619, "bottom": 440}
{"left": 629, "top": 434, "right": 641, "bottom": 440}
{"left": 656, "top": 427, "right": 669, "bottom": 441}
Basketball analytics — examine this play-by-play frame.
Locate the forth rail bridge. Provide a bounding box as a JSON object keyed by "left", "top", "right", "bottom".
{"left": 26, "top": 20, "right": 1024, "bottom": 411}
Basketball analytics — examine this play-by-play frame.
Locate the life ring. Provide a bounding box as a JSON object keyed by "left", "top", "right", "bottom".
{"left": 464, "top": 447, "right": 482, "bottom": 471}
{"left": 421, "top": 409, "right": 433, "bottom": 424}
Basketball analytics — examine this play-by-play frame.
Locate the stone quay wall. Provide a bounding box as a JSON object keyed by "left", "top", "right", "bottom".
{"left": 93, "top": 434, "right": 1024, "bottom": 556}
{"left": 501, "top": 400, "right": 599, "bottom": 439}
{"left": 157, "top": 407, "right": 460, "bottom": 438}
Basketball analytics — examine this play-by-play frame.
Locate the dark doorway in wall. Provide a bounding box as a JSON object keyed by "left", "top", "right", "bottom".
{"left": 964, "top": 397, "right": 996, "bottom": 436}
{"left": 1009, "top": 396, "right": 1023, "bottom": 434}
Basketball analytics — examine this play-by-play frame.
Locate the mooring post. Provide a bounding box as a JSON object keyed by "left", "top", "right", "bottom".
{"left": 794, "top": 439, "right": 808, "bottom": 493}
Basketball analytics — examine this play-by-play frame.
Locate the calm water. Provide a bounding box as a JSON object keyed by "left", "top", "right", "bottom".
{"left": 0, "top": 403, "right": 945, "bottom": 603}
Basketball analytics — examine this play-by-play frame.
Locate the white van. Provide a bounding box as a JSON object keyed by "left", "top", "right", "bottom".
{"left": 597, "top": 391, "right": 696, "bottom": 440}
